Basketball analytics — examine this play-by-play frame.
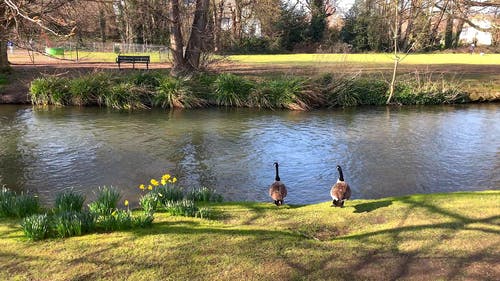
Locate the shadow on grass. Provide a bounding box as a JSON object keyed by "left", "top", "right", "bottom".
{"left": 336, "top": 192, "right": 500, "bottom": 280}
{"left": 129, "top": 219, "right": 303, "bottom": 239}
{"left": 353, "top": 200, "right": 393, "bottom": 213}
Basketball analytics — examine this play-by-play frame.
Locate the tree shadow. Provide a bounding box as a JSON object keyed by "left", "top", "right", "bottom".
{"left": 353, "top": 200, "right": 393, "bottom": 213}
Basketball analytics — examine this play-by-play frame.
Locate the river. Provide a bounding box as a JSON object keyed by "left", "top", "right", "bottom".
{"left": 0, "top": 104, "right": 498, "bottom": 205}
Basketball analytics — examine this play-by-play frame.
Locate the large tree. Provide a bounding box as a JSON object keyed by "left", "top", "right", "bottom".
{"left": 169, "top": 0, "right": 210, "bottom": 73}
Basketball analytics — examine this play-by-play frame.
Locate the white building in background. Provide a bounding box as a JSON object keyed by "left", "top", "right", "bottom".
{"left": 459, "top": 18, "right": 493, "bottom": 46}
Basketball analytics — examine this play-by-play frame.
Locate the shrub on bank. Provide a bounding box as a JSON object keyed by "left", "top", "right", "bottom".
{"left": 0, "top": 187, "right": 40, "bottom": 218}
{"left": 28, "top": 71, "right": 476, "bottom": 109}
{"left": 30, "top": 77, "right": 70, "bottom": 106}
{"left": 212, "top": 73, "right": 254, "bottom": 107}
{"left": 394, "top": 76, "right": 470, "bottom": 105}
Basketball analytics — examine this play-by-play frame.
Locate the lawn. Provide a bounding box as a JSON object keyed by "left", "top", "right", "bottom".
{"left": 229, "top": 53, "right": 500, "bottom": 66}
{"left": 1, "top": 191, "right": 499, "bottom": 280}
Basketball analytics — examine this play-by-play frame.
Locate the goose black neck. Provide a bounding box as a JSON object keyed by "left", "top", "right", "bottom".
{"left": 337, "top": 166, "right": 344, "bottom": 181}
{"left": 274, "top": 162, "right": 280, "bottom": 181}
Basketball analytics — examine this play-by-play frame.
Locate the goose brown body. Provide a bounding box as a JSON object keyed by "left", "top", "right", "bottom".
{"left": 330, "top": 165, "right": 351, "bottom": 207}
{"left": 269, "top": 181, "right": 287, "bottom": 205}
{"left": 269, "top": 162, "right": 287, "bottom": 206}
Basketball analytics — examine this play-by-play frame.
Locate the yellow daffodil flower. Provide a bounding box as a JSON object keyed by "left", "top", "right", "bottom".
{"left": 162, "top": 174, "right": 171, "bottom": 180}
{"left": 150, "top": 179, "right": 159, "bottom": 186}
{"left": 161, "top": 179, "right": 167, "bottom": 185}
{"left": 139, "top": 184, "right": 145, "bottom": 190}
{"left": 172, "top": 177, "right": 177, "bottom": 183}
{"left": 148, "top": 185, "right": 153, "bottom": 190}
{"left": 124, "top": 200, "right": 129, "bottom": 206}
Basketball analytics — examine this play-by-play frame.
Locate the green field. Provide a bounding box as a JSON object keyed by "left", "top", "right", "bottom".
{"left": 1, "top": 191, "right": 499, "bottom": 280}
{"left": 229, "top": 53, "right": 500, "bottom": 65}
{"left": 58, "top": 52, "right": 500, "bottom": 66}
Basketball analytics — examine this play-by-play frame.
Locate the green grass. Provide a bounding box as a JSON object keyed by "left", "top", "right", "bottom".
{"left": 38, "top": 51, "right": 500, "bottom": 66}
{"left": 1, "top": 191, "right": 498, "bottom": 280}
{"left": 229, "top": 53, "right": 500, "bottom": 65}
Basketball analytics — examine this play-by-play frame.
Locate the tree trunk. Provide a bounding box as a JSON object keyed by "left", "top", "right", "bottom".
{"left": 444, "top": 15, "right": 453, "bottom": 48}
{"left": 452, "top": 18, "right": 465, "bottom": 48}
{"left": 169, "top": 0, "right": 187, "bottom": 73}
{"left": 0, "top": 2, "right": 10, "bottom": 71}
{"left": 212, "top": 0, "right": 224, "bottom": 52}
{"left": 387, "top": 0, "right": 399, "bottom": 105}
{"left": 0, "top": 27, "right": 10, "bottom": 71}
{"left": 185, "top": 0, "right": 210, "bottom": 70}
{"left": 169, "top": 0, "right": 210, "bottom": 74}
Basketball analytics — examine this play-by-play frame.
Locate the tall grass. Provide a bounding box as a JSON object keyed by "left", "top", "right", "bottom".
{"left": 104, "top": 83, "right": 148, "bottom": 109}
{"left": 21, "top": 214, "right": 50, "bottom": 241}
{"left": 28, "top": 70, "right": 479, "bottom": 109}
{"left": 54, "top": 191, "right": 85, "bottom": 213}
{"left": 154, "top": 185, "right": 184, "bottom": 206}
{"left": 153, "top": 76, "right": 203, "bottom": 109}
{"left": 1, "top": 187, "right": 41, "bottom": 218}
{"left": 250, "top": 77, "right": 309, "bottom": 110}
{"left": 88, "top": 186, "right": 120, "bottom": 217}
{"left": 30, "top": 77, "right": 70, "bottom": 106}
{"left": 186, "top": 187, "right": 224, "bottom": 203}
{"left": 212, "top": 73, "right": 254, "bottom": 106}
{"left": 52, "top": 211, "right": 95, "bottom": 238}
{"left": 394, "top": 73, "right": 470, "bottom": 105}
{"left": 68, "top": 72, "right": 112, "bottom": 106}
{"left": 0, "top": 186, "right": 16, "bottom": 217}
{"left": 164, "top": 199, "right": 199, "bottom": 217}
{"left": 13, "top": 193, "right": 41, "bottom": 218}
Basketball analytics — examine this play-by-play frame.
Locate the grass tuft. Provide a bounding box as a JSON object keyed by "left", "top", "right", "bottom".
{"left": 88, "top": 186, "right": 121, "bottom": 217}
{"left": 54, "top": 191, "right": 85, "bottom": 213}
{"left": 212, "top": 73, "right": 254, "bottom": 107}
{"left": 186, "top": 187, "right": 224, "bottom": 203}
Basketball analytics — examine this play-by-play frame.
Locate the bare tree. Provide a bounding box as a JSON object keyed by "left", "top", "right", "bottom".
{"left": 169, "top": 0, "right": 210, "bottom": 74}
{"left": 1, "top": 0, "right": 77, "bottom": 70}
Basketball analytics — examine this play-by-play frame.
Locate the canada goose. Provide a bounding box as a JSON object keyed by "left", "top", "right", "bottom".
{"left": 269, "top": 162, "right": 287, "bottom": 206}
{"left": 330, "top": 165, "right": 351, "bottom": 207}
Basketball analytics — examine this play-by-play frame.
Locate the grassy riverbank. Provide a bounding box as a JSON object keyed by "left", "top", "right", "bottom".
{"left": 1, "top": 191, "right": 498, "bottom": 280}
{"left": 28, "top": 70, "right": 480, "bottom": 110}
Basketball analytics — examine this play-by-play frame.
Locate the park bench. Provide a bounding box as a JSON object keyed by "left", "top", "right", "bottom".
{"left": 116, "top": 55, "right": 150, "bottom": 70}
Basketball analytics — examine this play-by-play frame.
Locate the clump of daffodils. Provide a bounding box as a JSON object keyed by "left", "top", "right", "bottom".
{"left": 137, "top": 173, "right": 182, "bottom": 210}
{"left": 138, "top": 174, "right": 177, "bottom": 192}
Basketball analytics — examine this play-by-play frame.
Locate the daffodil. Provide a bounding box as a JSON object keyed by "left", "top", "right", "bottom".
{"left": 172, "top": 177, "right": 177, "bottom": 183}
{"left": 124, "top": 200, "right": 129, "bottom": 206}
{"left": 148, "top": 185, "right": 153, "bottom": 190}
{"left": 161, "top": 179, "right": 167, "bottom": 185}
{"left": 162, "top": 174, "right": 171, "bottom": 181}
{"left": 139, "top": 184, "right": 145, "bottom": 190}
{"left": 150, "top": 179, "right": 159, "bottom": 186}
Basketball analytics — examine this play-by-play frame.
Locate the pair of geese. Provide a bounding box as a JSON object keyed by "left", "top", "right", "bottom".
{"left": 269, "top": 162, "right": 351, "bottom": 207}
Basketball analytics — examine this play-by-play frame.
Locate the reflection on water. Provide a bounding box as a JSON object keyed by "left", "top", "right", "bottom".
{"left": 0, "top": 104, "right": 498, "bottom": 205}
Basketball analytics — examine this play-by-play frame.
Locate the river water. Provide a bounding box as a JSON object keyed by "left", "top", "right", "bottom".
{"left": 0, "top": 104, "right": 498, "bottom": 205}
